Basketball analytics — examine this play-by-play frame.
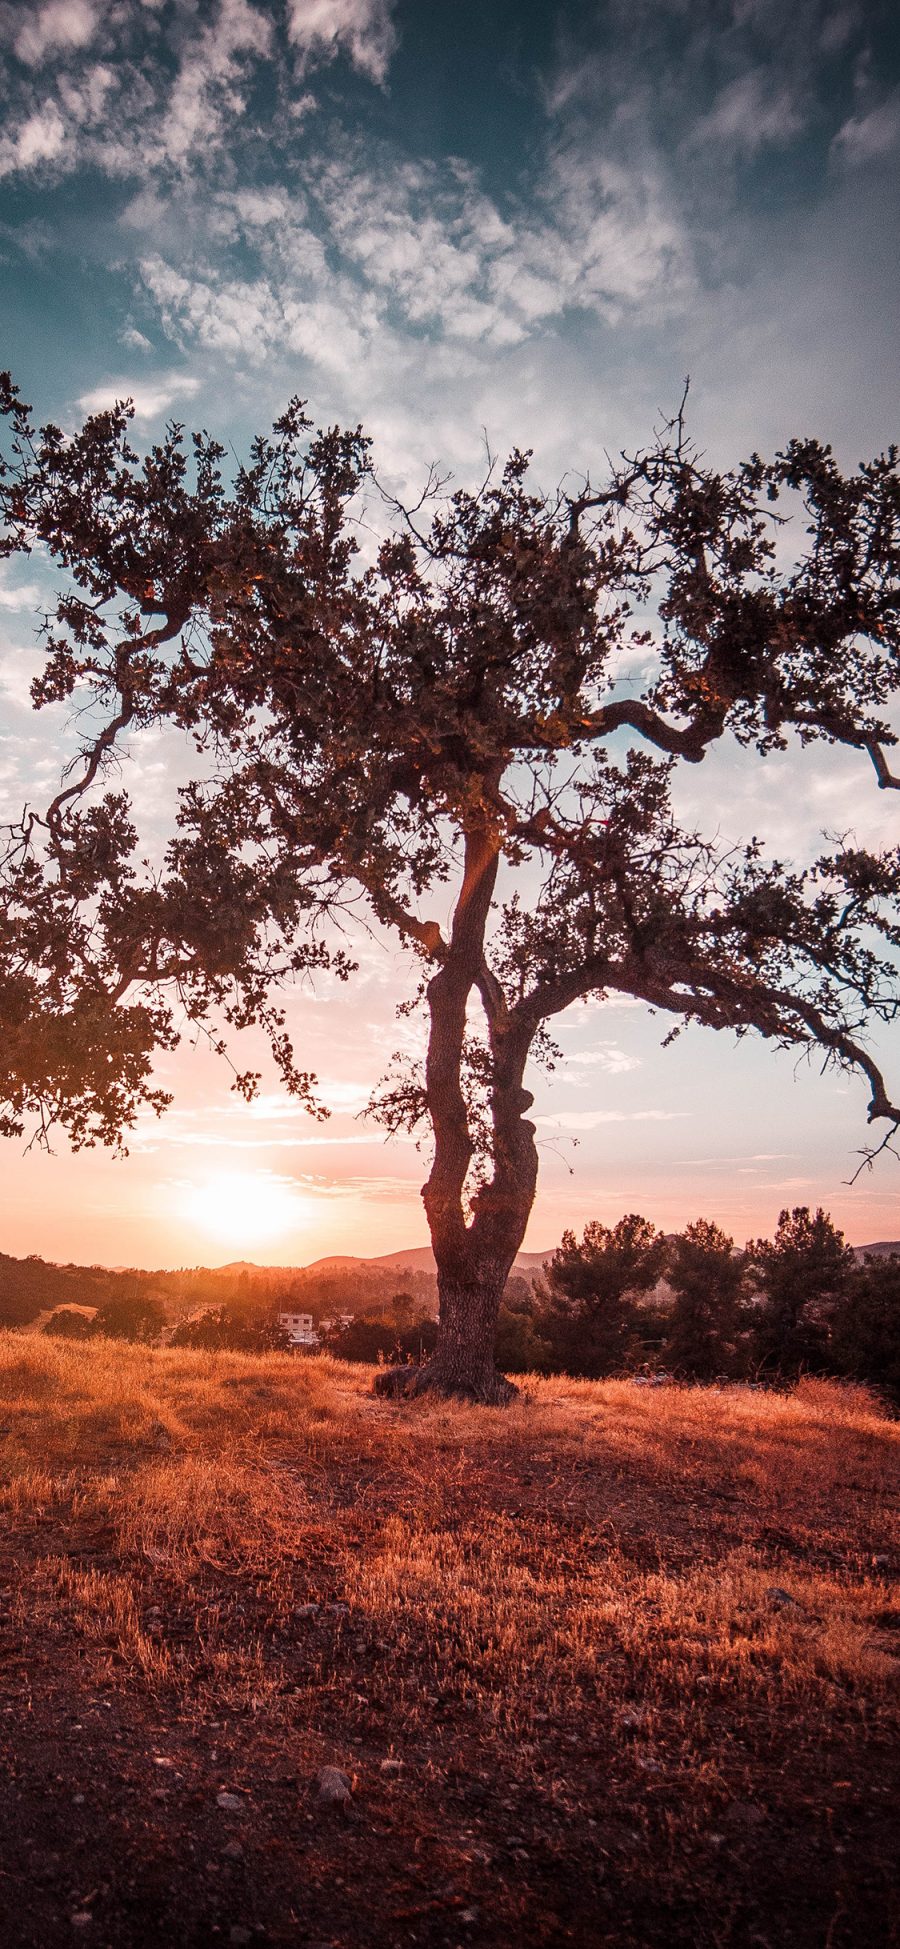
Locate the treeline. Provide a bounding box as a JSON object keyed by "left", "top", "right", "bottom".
{"left": 0, "top": 1253, "right": 167, "bottom": 1325}
{"left": 42, "top": 1285, "right": 437, "bottom": 1360}
{"left": 162, "top": 1208, "right": 899, "bottom": 1398}
{"left": 0, "top": 1252, "right": 435, "bottom": 1329}
{"left": 15, "top": 1208, "right": 900, "bottom": 1400}
{"left": 496, "top": 1209, "right": 899, "bottom": 1397}
{"left": 168, "top": 1290, "right": 438, "bottom": 1362}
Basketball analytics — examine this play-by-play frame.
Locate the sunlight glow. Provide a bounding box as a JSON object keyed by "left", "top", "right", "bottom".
{"left": 178, "top": 1172, "right": 308, "bottom": 1249}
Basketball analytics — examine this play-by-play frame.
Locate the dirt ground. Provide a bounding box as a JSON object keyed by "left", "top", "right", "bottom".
{"left": 0, "top": 1339, "right": 897, "bottom": 1948}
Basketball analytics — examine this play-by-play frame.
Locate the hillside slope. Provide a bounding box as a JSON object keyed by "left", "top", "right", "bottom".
{"left": 0, "top": 1338, "right": 897, "bottom": 1947}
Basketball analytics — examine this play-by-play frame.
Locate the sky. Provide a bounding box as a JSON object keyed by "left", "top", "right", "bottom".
{"left": 1, "top": 0, "right": 899, "bottom": 1269}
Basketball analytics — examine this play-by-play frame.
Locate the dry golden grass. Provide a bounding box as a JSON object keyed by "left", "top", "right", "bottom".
{"left": 0, "top": 1332, "right": 897, "bottom": 1946}
{"left": 1, "top": 1335, "right": 897, "bottom": 1704}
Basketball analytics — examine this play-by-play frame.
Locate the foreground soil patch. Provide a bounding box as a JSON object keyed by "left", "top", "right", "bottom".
{"left": 0, "top": 1338, "right": 898, "bottom": 1947}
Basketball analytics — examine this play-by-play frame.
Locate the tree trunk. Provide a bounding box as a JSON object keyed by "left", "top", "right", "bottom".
{"left": 374, "top": 813, "right": 539, "bottom": 1405}
{"left": 374, "top": 1254, "right": 521, "bottom": 1404}
{"left": 375, "top": 1248, "right": 520, "bottom": 1402}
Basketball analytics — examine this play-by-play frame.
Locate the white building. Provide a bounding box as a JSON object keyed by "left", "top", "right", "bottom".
{"left": 277, "top": 1309, "right": 318, "bottom": 1348}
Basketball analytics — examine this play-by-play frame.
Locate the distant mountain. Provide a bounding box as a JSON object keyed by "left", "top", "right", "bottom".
{"left": 217, "top": 1246, "right": 555, "bottom": 1281}
{"left": 372, "top": 1244, "right": 554, "bottom": 1277}
{"left": 155, "top": 1239, "right": 900, "bottom": 1278}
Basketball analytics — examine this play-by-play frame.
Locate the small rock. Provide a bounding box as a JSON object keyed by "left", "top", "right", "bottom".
{"left": 295, "top": 1603, "right": 319, "bottom": 1619}
{"left": 379, "top": 1758, "right": 403, "bottom": 1776}
{"left": 326, "top": 1602, "right": 350, "bottom": 1618}
{"left": 216, "top": 1792, "right": 245, "bottom": 1813}
{"left": 229, "top": 1931, "right": 252, "bottom": 1946}
{"left": 872, "top": 1554, "right": 891, "bottom": 1569}
{"left": 766, "top": 1586, "right": 802, "bottom": 1609}
{"left": 313, "top": 1766, "right": 352, "bottom": 1812}
{"left": 70, "top": 1917, "right": 93, "bottom": 1931}
{"left": 72, "top": 1794, "right": 86, "bottom": 1806}
{"left": 222, "top": 1841, "right": 244, "bottom": 1861}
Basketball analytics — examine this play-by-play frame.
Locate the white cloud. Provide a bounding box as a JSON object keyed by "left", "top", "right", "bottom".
{"left": 564, "top": 1045, "right": 642, "bottom": 1079}
{"left": 0, "top": 583, "right": 45, "bottom": 613}
{"left": 128, "top": 133, "right": 695, "bottom": 393}
{"left": 232, "top": 186, "right": 292, "bottom": 227}
{"left": 13, "top": 0, "right": 100, "bottom": 67}
{"left": 119, "top": 325, "right": 153, "bottom": 352}
{"left": 286, "top": 0, "right": 398, "bottom": 85}
{"left": 76, "top": 371, "right": 201, "bottom": 422}
{"left": 832, "top": 90, "right": 900, "bottom": 168}
{"left": 0, "top": 100, "right": 67, "bottom": 172}
{"left": 158, "top": 0, "right": 272, "bottom": 167}
{"left": 690, "top": 69, "right": 804, "bottom": 155}
{"left": 137, "top": 250, "right": 377, "bottom": 373}
{"left": 535, "top": 1110, "right": 690, "bottom": 1131}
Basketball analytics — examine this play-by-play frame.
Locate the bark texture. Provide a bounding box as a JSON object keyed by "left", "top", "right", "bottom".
{"left": 375, "top": 816, "right": 539, "bottom": 1404}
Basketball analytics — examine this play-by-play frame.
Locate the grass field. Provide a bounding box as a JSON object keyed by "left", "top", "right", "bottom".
{"left": 0, "top": 1333, "right": 898, "bottom": 1947}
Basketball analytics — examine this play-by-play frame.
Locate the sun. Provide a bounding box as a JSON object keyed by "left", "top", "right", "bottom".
{"left": 178, "top": 1172, "right": 307, "bottom": 1251}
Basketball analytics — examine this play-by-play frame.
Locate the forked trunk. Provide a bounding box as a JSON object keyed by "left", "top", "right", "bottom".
{"left": 375, "top": 1096, "right": 537, "bottom": 1405}
{"left": 373, "top": 815, "right": 536, "bottom": 1405}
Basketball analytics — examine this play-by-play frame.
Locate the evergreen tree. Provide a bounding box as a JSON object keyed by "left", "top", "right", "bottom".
{"left": 830, "top": 1255, "right": 900, "bottom": 1399}
{"left": 536, "top": 1215, "right": 666, "bottom": 1377}
{"left": 665, "top": 1219, "right": 747, "bottom": 1378}
{"left": 748, "top": 1206, "right": 854, "bottom": 1375}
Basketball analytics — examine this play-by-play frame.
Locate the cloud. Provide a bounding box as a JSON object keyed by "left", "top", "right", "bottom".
{"left": 76, "top": 371, "right": 202, "bottom": 421}
{"left": 285, "top": 0, "right": 398, "bottom": 84}
{"left": 832, "top": 89, "right": 900, "bottom": 167}
{"left": 690, "top": 69, "right": 804, "bottom": 155}
{"left": 0, "top": 566, "right": 46, "bottom": 612}
{"left": 128, "top": 129, "right": 695, "bottom": 399}
{"left": 137, "top": 247, "right": 378, "bottom": 374}
{"left": 563, "top": 1045, "right": 642, "bottom": 1079}
{"left": 157, "top": 0, "right": 272, "bottom": 167}
{"left": 535, "top": 1110, "right": 690, "bottom": 1131}
{"left": 119, "top": 325, "right": 153, "bottom": 352}
{"left": 13, "top": 0, "right": 101, "bottom": 67}
{"left": 0, "top": 100, "right": 67, "bottom": 171}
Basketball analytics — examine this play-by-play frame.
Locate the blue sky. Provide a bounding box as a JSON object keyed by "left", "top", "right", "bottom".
{"left": 1, "top": 0, "right": 899, "bottom": 1265}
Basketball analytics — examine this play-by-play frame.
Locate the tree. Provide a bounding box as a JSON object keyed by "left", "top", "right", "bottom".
{"left": 169, "top": 1306, "right": 291, "bottom": 1353}
{"left": 390, "top": 1290, "right": 418, "bottom": 1332}
{"left": 1, "top": 376, "right": 900, "bottom": 1401}
{"left": 91, "top": 1293, "right": 166, "bottom": 1343}
{"left": 664, "top": 1220, "right": 748, "bottom": 1379}
{"left": 747, "top": 1206, "right": 855, "bottom": 1375}
{"left": 535, "top": 1215, "right": 667, "bottom": 1377}
{"left": 44, "top": 1306, "right": 94, "bottom": 1339}
{"left": 830, "top": 1254, "right": 900, "bottom": 1399}
{"left": 494, "top": 1277, "right": 552, "bottom": 1374}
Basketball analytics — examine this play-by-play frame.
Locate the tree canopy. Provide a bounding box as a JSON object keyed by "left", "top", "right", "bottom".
{"left": 1, "top": 374, "right": 899, "bottom": 1398}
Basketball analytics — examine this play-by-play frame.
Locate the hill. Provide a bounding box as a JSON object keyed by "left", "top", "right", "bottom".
{"left": 217, "top": 1245, "right": 554, "bottom": 1278}
{"left": 372, "top": 1243, "right": 554, "bottom": 1277}
{"left": 0, "top": 1335, "right": 896, "bottom": 1948}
